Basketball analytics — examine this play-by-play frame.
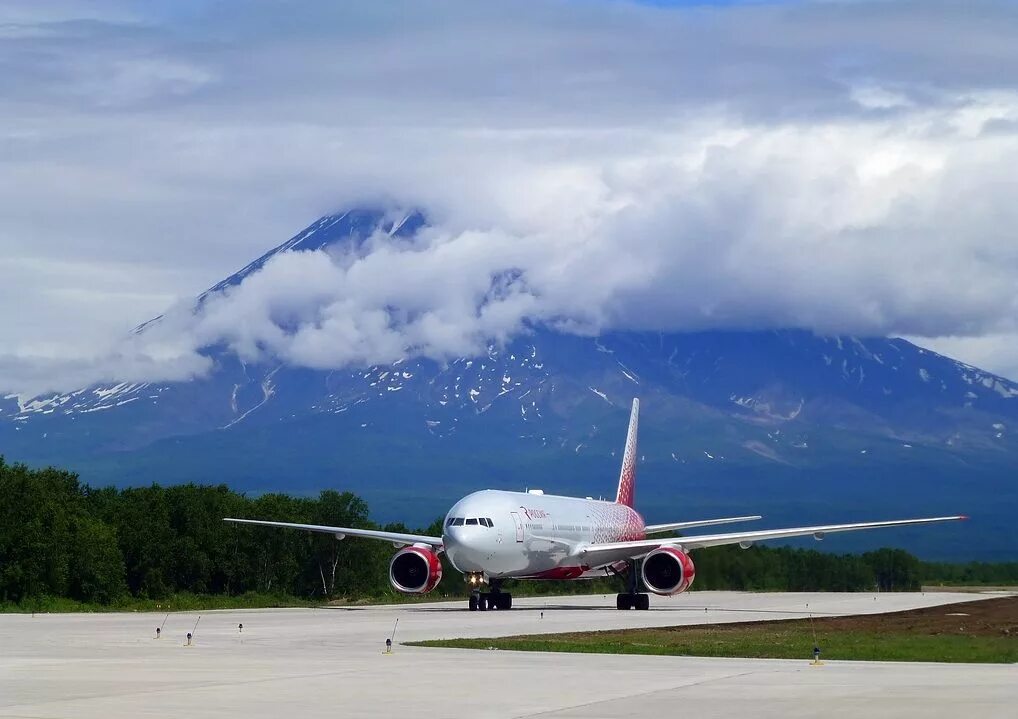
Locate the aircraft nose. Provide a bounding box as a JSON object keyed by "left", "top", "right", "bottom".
{"left": 443, "top": 527, "right": 486, "bottom": 573}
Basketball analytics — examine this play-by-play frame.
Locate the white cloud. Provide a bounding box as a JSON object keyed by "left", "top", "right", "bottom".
{"left": 3, "top": 0, "right": 1018, "bottom": 395}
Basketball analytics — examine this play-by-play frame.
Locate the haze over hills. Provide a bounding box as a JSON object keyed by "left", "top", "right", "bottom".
{"left": 2, "top": 209, "right": 1015, "bottom": 560}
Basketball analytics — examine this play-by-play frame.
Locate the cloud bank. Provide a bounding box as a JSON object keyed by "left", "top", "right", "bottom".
{"left": 3, "top": 0, "right": 1018, "bottom": 395}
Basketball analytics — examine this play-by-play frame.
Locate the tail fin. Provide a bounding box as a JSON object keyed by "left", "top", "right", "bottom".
{"left": 615, "top": 398, "right": 639, "bottom": 507}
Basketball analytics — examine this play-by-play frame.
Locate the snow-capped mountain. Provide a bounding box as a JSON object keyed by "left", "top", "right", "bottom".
{"left": 2, "top": 209, "right": 1014, "bottom": 559}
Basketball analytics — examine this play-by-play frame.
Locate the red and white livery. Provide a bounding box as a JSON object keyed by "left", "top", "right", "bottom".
{"left": 226, "top": 398, "right": 965, "bottom": 611}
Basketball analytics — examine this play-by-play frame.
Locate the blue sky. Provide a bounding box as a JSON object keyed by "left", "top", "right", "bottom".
{"left": 2, "top": 0, "right": 1018, "bottom": 393}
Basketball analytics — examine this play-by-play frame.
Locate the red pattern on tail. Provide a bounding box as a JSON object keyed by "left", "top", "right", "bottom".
{"left": 615, "top": 398, "right": 639, "bottom": 507}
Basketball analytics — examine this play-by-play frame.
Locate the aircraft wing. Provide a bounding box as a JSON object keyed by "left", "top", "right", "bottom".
{"left": 644, "top": 515, "right": 761, "bottom": 534}
{"left": 223, "top": 518, "right": 443, "bottom": 548}
{"left": 576, "top": 515, "right": 966, "bottom": 567}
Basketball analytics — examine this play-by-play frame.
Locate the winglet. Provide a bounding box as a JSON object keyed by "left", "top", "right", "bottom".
{"left": 615, "top": 398, "right": 639, "bottom": 507}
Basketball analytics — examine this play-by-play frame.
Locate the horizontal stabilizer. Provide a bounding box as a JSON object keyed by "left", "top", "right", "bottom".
{"left": 644, "top": 515, "right": 762, "bottom": 534}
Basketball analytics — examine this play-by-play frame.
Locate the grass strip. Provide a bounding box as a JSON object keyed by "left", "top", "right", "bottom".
{"left": 0, "top": 592, "right": 318, "bottom": 614}
{"left": 411, "top": 624, "right": 1017, "bottom": 664}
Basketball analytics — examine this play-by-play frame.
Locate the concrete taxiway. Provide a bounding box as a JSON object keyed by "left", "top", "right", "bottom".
{"left": 0, "top": 591, "right": 1014, "bottom": 718}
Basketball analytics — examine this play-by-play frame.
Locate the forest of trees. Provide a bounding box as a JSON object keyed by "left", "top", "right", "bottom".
{"left": 2, "top": 457, "right": 1015, "bottom": 607}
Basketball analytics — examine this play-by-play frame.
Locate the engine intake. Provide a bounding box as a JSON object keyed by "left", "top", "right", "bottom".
{"left": 389, "top": 545, "right": 443, "bottom": 594}
{"left": 641, "top": 546, "right": 695, "bottom": 596}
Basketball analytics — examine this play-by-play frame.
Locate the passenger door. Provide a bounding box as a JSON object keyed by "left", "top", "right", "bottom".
{"left": 509, "top": 511, "right": 524, "bottom": 543}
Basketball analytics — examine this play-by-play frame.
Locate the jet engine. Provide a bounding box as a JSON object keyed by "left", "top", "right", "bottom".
{"left": 640, "top": 546, "right": 695, "bottom": 595}
{"left": 389, "top": 545, "right": 443, "bottom": 594}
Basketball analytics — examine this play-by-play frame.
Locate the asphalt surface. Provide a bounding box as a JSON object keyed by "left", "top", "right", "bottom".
{"left": 1, "top": 591, "right": 1014, "bottom": 718}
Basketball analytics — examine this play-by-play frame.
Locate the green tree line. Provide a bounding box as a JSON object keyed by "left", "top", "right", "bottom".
{"left": 1, "top": 458, "right": 1014, "bottom": 607}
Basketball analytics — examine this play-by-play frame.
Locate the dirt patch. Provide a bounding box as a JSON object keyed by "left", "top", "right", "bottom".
{"left": 661, "top": 596, "right": 1018, "bottom": 638}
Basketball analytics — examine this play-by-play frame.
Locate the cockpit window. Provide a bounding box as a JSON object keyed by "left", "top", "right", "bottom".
{"left": 448, "top": 517, "right": 493, "bottom": 527}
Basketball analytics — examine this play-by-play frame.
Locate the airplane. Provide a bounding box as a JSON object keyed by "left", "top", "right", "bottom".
{"left": 224, "top": 398, "right": 965, "bottom": 611}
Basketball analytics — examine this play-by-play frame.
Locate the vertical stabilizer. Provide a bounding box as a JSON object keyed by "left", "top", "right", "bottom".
{"left": 615, "top": 398, "right": 639, "bottom": 507}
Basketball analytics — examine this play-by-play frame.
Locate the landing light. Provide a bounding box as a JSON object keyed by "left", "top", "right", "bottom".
{"left": 813, "top": 532, "right": 825, "bottom": 541}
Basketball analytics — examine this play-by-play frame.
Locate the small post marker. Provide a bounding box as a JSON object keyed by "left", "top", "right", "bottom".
{"left": 383, "top": 618, "right": 398, "bottom": 654}
{"left": 185, "top": 616, "right": 201, "bottom": 647}
{"left": 238, "top": 623, "right": 243, "bottom": 633}
{"left": 155, "top": 627, "right": 161, "bottom": 639}
{"left": 808, "top": 613, "right": 822, "bottom": 665}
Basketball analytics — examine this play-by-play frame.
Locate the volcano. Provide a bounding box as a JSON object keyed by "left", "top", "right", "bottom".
{"left": 3, "top": 209, "right": 1014, "bottom": 559}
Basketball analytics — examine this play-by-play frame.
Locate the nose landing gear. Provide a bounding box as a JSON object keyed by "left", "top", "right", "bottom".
{"left": 466, "top": 577, "right": 512, "bottom": 611}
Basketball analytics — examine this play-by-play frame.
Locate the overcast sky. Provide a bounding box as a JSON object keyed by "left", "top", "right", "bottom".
{"left": 3, "top": 0, "right": 1018, "bottom": 396}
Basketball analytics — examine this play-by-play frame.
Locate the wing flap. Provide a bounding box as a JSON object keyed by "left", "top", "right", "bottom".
{"left": 223, "top": 518, "right": 443, "bottom": 548}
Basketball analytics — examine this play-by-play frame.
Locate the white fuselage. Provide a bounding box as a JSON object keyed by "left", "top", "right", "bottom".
{"left": 442, "top": 490, "right": 646, "bottom": 579}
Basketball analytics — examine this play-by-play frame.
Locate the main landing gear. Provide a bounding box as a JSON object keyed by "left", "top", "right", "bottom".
{"left": 616, "top": 592, "right": 650, "bottom": 610}
{"left": 467, "top": 577, "right": 512, "bottom": 611}
{"left": 615, "top": 560, "right": 650, "bottom": 611}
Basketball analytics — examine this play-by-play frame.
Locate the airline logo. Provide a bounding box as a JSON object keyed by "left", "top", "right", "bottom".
{"left": 616, "top": 399, "right": 639, "bottom": 507}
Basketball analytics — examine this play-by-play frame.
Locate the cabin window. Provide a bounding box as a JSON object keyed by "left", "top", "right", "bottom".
{"left": 451, "top": 518, "right": 464, "bottom": 526}
{"left": 446, "top": 518, "right": 455, "bottom": 526}
{"left": 465, "top": 518, "right": 479, "bottom": 525}
{"left": 483, "top": 518, "right": 493, "bottom": 527}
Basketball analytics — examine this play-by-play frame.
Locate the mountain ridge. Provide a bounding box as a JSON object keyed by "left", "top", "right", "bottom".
{"left": 1, "top": 208, "right": 1014, "bottom": 560}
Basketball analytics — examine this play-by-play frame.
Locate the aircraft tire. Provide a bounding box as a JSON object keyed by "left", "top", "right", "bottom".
{"left": 616, "top": 593, "right": 633, "bottom": 610}
{"left": 493, "top": 592, "right": 511, "bottom": 610}
{"left": 635, "top": 593, "right": 650, "bottom": 610}
{"left": 477, "top": 594, "right": 488, "bottom": 611}
{"left": 468, "top": 595, "right": 478, "bottom": 611}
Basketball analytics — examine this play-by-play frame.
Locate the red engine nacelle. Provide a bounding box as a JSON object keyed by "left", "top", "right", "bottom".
{"left": 389, "top": 545, "right": 443, "bottom": 594}
{"left": 640, "top": 546, "right": 695, "bottom": 596}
